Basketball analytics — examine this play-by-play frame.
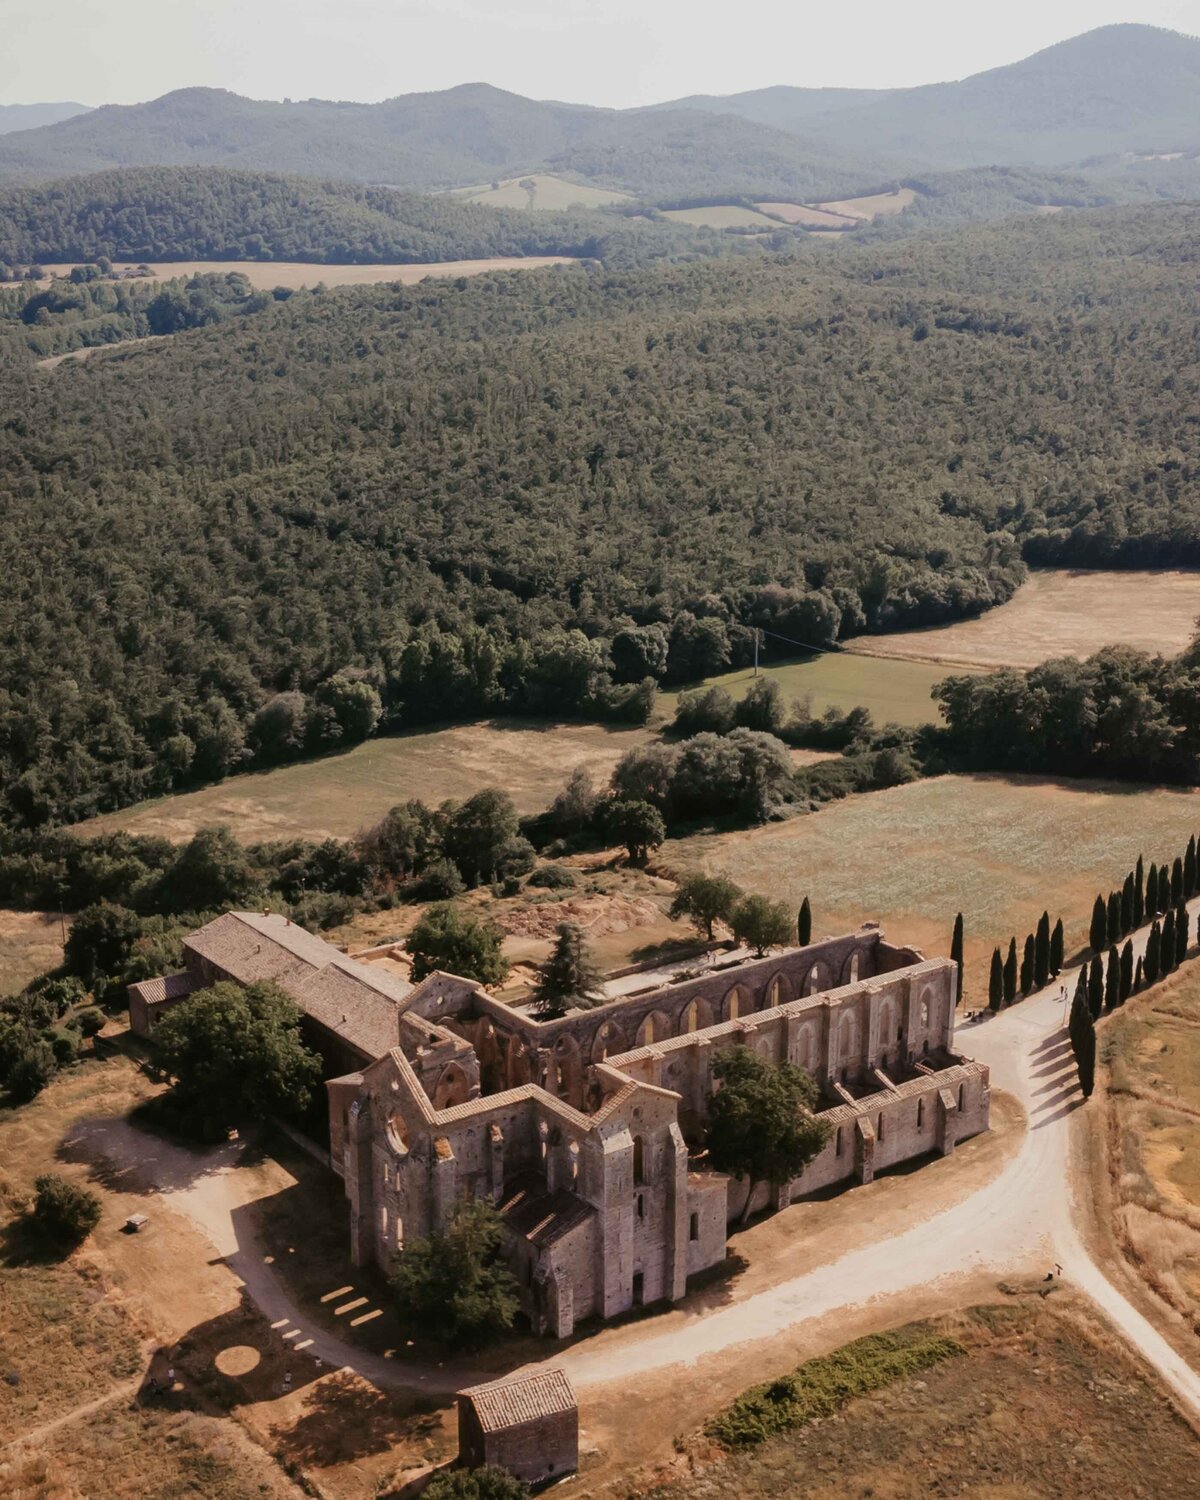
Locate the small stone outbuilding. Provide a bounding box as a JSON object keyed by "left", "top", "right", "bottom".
{"left": 456, "top": 1368, "right": 578, "bottom": 1487}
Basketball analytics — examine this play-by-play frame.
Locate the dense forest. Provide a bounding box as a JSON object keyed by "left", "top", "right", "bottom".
{"left": 2, "top": 203, "right": 1200, "bottom": 828}
{"left": 0, "top": 168, "right": 741, "bottom": 268}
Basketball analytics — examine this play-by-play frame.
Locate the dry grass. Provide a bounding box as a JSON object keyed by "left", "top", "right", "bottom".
{"left": 852, "top": 568, "right": 1200, "bottom": 667}
{"left": 450, "top": 173, "right": 632, "bottom": 210}
{"left": 80, "top": 718, "right": 654, "bottom": 845}
{"left": 661, "top": 205, "right": 782, "bottom": 230}
{"left": 0, "top": 909, "right": 65, "bottom": 996}
{"left": 754, "top": 202, "right": 857, "bottom": 229}
{"left": 667, "top": 772, "right": 1200, "bottom": 997}
{"left": 31, "top": 257, "right": 578, "bottom": 291}
{"left": 815, "top": 187, "right": 920, "bottom": 220}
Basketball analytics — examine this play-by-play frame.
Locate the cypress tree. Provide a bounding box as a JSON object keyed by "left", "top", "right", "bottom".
{"left": 1162, "top": 907, "right": 1176, "bottom": 974}
{"left": 1106, "top": 891, "right": 1121, "bottom": 944}
{"left": 1146, "top": 921, "right": 1162, "bottom": 986}
{"left": 988, "top": 948, "right": 1004, "bottom": 1013}
{"left": 1020, "top": 934, "right": 1035, "bottom": 996}
{"left": 1069, "top": 972, "right": 1095, "bottom": 1100}
{"left": 1034, "top": 911, "right": 1050, "bottom": 989}
{"left": 1050, "top": 917, "right": 1064, "bottom": 977}
{"left": 1121, "top": 873, "right": 1134, "bottom": 937}
{"left": 1105, "top": 945, "right": 1120, "bottom": 1012}
{"left": 1075, "top": 1008, "right": 1096, "bottom": 1099}
{"left": 1135, "top": 955, "right": 1144, "bottom": 993}
{"left": 1172, "top": 856, "right": 1184, "bottom": 908}
{"left": 1176, "top": 902, "right": 1189, "bottom": 965}
{"left": 1003, "top": 937, "right": 1018, "bottom": 1005}
{"left": 797, "top": 897, "right": 812, "bottom": 947}
{"left": 1186, "top": 836, "right": 1197, "bottom": 900}
{"left": 1134, "top": 855, "right": 1145, "bottom": 927}
{"left": 1147, "top": 862, "right": 1160, "bottom": 916}
{"left": 950, "top": 912, "right": 964, "bottom": 1003}
{"left": 1088, "top": 955, "right": 1104, "bottom": 1020}
{"left": 1120, "top": 940, "right": 1134, "bottom": 1003}
{"left": 1089, "top": 894, "right": 1107, "bottom": 953}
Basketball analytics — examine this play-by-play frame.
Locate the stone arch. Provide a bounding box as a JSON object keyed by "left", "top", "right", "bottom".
{"left": 553, "top": 1034, "right": 584, "bottom": 1105}
{"left": 878, "top": 995, "right": 898, "bottom": 1048}
{"left": 507, "top": 1033, "right": 533, "bottom": 1087}
{"left": 837, "top": 1009, "right": 861, "bottom": 1067}
{"left": 792, "top": 1022, "right": 816, "bottom": 1073}
{"left": 804, "top": 961, "right": 830, "bottom": 996}
{"left": 591, "top": 1020, "right": 626, "bottom": 1064}
{"left": 922, "top": 988, "right": 940, "bottom": 1044}
{"left": 432, "top": 1063, "right": 470, "bottom": 1111}
{"left": 840, "top": 948, "right": 867, "bottom": 985}
{"left": 636, "top": 1009, "right": 673, "bottom": 1048}
{"left": 723, "top": 983, "right": 749, "bottom": 1021}
{"left": 766, "top": 971, "right": 792, "bottom": 1009}
{"left": 918, "top": 991, "right": 931, "bottom": 1031}
{"left": 386, "top": 1108, "right": 410, "bottom": 1156}
{"left": 754, "top": 1031, "right": 774, "bottom": 1059}
{"left": 476, "top": 1020, "right": 502, "bottom": 1095}
{"left": 680, "top": 996, "right": 714, "bottom": 1034}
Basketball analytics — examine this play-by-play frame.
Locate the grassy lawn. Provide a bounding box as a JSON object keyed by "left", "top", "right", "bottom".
{"left": 666, "top": 772, "right": 1200, "bottom": 1000}
{"left": 80, "top": 718, "right": 653, "bottom": 845}
{"left": 0, "top": 909, "right": 65, "bottom": 996}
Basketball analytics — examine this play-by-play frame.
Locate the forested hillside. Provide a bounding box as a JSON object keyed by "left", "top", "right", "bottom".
{"left": 2, "top": 204, "right": 1200, "bottom": 828}
{"left": 0, "top": 167, "right": 732, "bottom": 268}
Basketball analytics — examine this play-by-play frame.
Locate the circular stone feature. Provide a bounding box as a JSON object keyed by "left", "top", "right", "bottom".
{"left": 215, "top": 1345, "right": 261, "bottom": 1377}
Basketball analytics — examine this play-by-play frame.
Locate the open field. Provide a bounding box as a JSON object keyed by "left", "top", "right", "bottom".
{"left": 0, "top": 909, "right": 65, "bottom": 995}
{"left": 854, "top": 568, "right": 1200, "bottom": 667}
{"left": 667, "top": 772, "right": 1200, "bottom": 1000}
{"left": 450, "top": 172, "right": 633, "bottom": 210}
{"left": 816, "top": 186, "right": 921, "bottom": 220}
{"left": 659, "top": 652, "right": 967, "bottom": 727}
{"left": 25, "top": 256, "right": 579, "bottom": 290}
{"left": 633, "top": 1296, "right": 1200, "bottom": 1500}
{"left": 80, "top": 718, "right": 653, "bottom": 845}
{"left": 661, "top": 205, "right": 782, "bottom": 230}
{"left": 754, "top": 200, "right": 857, "bottom": 229}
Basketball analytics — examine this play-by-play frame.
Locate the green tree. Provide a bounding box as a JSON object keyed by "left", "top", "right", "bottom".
{"left": 312, "top": 673, "right": 382, "bottom": 745}
{"left": 153, "top": 980, "right": 320, "bottom": 1130}
{"left": 1106, "top": 891, "right": 1121, "bottom": 944}
{"left": 988, "top": 947, "right": 1004, "bottom": 1012}
{"left": 443, "top": 789, "right": 520, "bottom": 887}
{"left": 673, "top": 685, "right": 737, "bottom": 736}
{"left": 1135, "top": 955, "right": 1144, "bottom": 993}
{"left": 1172, "top": 856, "right": 1184, "bottom": 908}
{"left": 735, "top": 677, "right": 786, "bottom": 734}
{"left": 950, "top": 913, "right": 964, "bottom": 1003}
{"left": 532, "top": 922, "right": 601, "bottom": 1019}
{"left": 406, "top": 905, "right": 509, "bottom": 986}
{"left": 797, "top": 896, "right": 812, "bottom": 947}
{"left": 31, "top": 1172, "right": 101, "bottom": 1247}
{"left": 1087, "top": 955, "right": 1104, "bottom": 1020}
{"left": 1162, "top": 907, "right": 1176, "bottom": 974}
{"left": 1105, "top": 945, "right": 1120, "bottom": 1012}
{"left": 1120, "top": 939, "right": 1134, "bottom": 1003}
{"left": 731, "top": 894, "right": 793, "bottom": 958}
{"left": 605, "top": 799, "right": 666, "bottom": 863}
{"left": 1019, "top": 934, "right": 1035, "bottom": 996}
{"left": 1176, "top": 902, "right": 1189, "bottom": 965}
{"left": 64, "top": 902, "right": 142, "bottom": 987}
{"left": 1003, "top": 937, "right": 1018, "bottom": 1006}
{"left": 424, "top": 1468, "right": 530, "bottom": 1500}
{"left": 1145, "top": 921, "right": 1162, "bottom": 986}
{"left": 705, "top": 1048, "right": 829, "bottom": 1225}
{"left": 1089, "top": 894, "right": 1107, "bottom": 954}
{"left": 1034, "top": 911, "right": 1050, "bottom": 989}
{"left": 669, "top": 874, "right": 741, "bottom": 941}
{"left": 1072, "top": 1001, "right": 1096, "bottom": 1099}
{"left": 0, "top": 1025, "right": 56, "bottom": 1102}
{"left": 390, "top": 1202, "right": 519, "bottom": 1347}
{"left": 356, "top": 800, "right": 444, "bottom": 881}
{"left": 1148, "top": 862, "right": 1162, "bottom": 916}
{"left": 1134, "top": 855, "right": 1145, "bottom": 927}
{"left": 155, "top": 825, "right": 259, "bottom": 913}
{"left": 1050, "top": 917, "right": 1064, "bottom": 977}
{"left": 1120, "top": 873, "right": 1134, "bottom": 936}
{"left": 1187, "top": 836, "right": 1198, "bottom": 900}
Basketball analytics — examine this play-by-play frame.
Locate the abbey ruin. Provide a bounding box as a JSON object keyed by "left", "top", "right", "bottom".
{"left": 131, "top": 913, "right": 990, "bottom": 1339}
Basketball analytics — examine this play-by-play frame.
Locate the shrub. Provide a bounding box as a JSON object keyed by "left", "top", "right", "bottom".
{"left": 416, "top": 857, "right": 466, "bottom": 900}
{"left": 673, "top": 685, "right": 737, "bottom": 736}
{"left": 31, "top": 1173, "right": 101, "bottom": 1246}
{"left": 424, "top": 1466, "right": 530, "bottom": 1500}
{"left": 527, "top": 864, "right": 577, "bottom": 890}
{"left": 3, "top": 1033, "right": 56, "bottom": 1102}
{"left": 75, "top": 1006, "right": 107, "bottom": 1038}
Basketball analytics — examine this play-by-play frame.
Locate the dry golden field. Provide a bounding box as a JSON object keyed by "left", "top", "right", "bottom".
{"left": 815, "top": 186, "right": 921, "bottom": 220}
{"left": 450, "top": 173, "right": 633, "bottom": 210}
{"left": 661, "top": 205, "right": 783, "bottom": 229}
{"left": 28, "top": 256, "right": 579, "bottom": 290}
{"left": 754, "top": 201, "right": 857, "bottom": 228}
{"left": 0, "top": 909, "right": 66, "bottom": 996}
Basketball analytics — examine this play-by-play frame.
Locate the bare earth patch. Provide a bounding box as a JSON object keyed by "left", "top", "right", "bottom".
{"left": 852, "top": 568, "right": 1200, "bottom": 667}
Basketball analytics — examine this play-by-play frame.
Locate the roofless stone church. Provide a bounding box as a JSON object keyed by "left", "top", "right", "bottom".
{"left": 131, "top": 912, "right": 989, "bottom": 1338}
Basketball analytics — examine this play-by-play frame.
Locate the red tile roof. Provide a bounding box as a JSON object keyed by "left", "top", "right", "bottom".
{"left": 459, "top": 1368, "right": 576, "bottom": 1432}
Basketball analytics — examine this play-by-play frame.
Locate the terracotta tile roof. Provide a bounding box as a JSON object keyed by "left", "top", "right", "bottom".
{"left": 459, "top": 1368, "right": 576, "bottom": 1432}
{"left": 499, "top": 1170, "right": 594, "bottom": 1249}
{"left": 128, "top": 971, "right": 197, "bottom": 1006}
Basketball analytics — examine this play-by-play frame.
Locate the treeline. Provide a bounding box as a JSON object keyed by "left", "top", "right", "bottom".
{"left": 4, "top": 204, "right": 1200, "bottom": 827}
{"left": 0, "top": 166, "right": 748, "bottom": 271}
{"left": 987, "top": 912, "right": 1065, "bottom": 1010}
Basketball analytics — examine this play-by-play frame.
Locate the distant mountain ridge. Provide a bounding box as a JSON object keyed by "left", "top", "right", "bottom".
{"left": 0, "top": 102, "right": 90, "bottom": 135}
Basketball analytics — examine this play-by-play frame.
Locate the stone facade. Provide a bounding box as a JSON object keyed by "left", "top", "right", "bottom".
{"left": 456, "top": 1368, "right": 578, "bottom": 1485}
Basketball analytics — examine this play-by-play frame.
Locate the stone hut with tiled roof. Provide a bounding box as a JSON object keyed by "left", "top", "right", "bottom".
{"left": 456, "top": 1368, "right": 577, "bottom": 1486}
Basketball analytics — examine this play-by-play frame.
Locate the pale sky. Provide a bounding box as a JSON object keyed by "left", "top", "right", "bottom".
{"left": 3, "top": 0, "right": 1200, "bottom": 110}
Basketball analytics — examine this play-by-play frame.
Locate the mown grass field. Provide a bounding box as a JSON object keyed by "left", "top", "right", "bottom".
{"left": 661, "top": 204, "right": 782, "bottom": 230}
{"left": 0, "top": 910, "right": 65, "bottom": 996}
{"left": 816, "top": 187, "right": 921, "bottom": 220}
{"left": 667, "top": 772, "right": 1200, "bottom": 1000}
{"left": 81, "top": 718, "right": 653, "bottom": 845}
{"left": 658, "top": 652, "right": 962, "bottom": 727}
{"left": 450, "top": 173, "right": 632, "bottom": 210}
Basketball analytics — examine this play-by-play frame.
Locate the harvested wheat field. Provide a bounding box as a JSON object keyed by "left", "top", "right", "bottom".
{"left": 853, "top": 568, "right": 1200, "bottom": 667}
{"left": 451, "top": 173, "right": 632, "bottom": 210}
{"left": 31, "top": 256, "right": 579, "bottom": 290}
{"left": 0, "top": 909, "right": 66, "bottom": 994}
{"left": 661, "top": 205, "right": 782, "bottom": 230}
{"left": 667, "top": 772, "right": 1200, "bottom": 1001}
{"left": 81, "top": 719, "right": 653, "bottom": 845}
{"left": 754, "top": 201, "right": 857, "bottom": 228}
{"left": 815, "top": 186, "right": 921, "bottom": 220}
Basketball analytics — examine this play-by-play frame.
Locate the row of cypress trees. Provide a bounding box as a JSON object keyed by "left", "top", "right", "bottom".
{"left": 987, "top": 911, "right": 1064, "bottom": 1012}
{"left": 1089, "top": 839, "right": 1200, "bottom": 956}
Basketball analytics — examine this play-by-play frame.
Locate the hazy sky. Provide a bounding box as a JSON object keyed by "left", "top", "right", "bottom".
{"left": 4, "top": 0, "right": 1200, "bottom": 109}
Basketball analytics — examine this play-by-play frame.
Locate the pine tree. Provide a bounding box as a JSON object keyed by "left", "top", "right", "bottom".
{"left": 1172, "top": 857, "right": 1184, "bottom": 908}
{"left": 1106, "top": 891, "right": 1121, "bottom": 945}
{"left": 1020, "top": 934, "right": 1035, "bottom": 996}
{"left": 1121, "top": 873, "right": 1134, "bottom": 937}
{"left": 1145, "top": 921, "right": 1162, "bottom": 986}
{"left": 1034, "top": 911, "right": 1050, "bottom": 989}
{"left": 1105, "top": 945, "right": 1120, "bottom": 1012}
{"left": 797, "top": 896, "right": 812, "bottom": 947}
{"left": 950, "top": 912, "right": 964, "bottom": 1003}
{"left": 1186, "top": 836, "right": 1197, "bottom": 900}
{"left": 1088, "top": 955, "right": 1104, "bottom": 1020}
{"left": 532, "top": 921, "right": 601, "bottom": 1019}
{"left": 1134, "top": 855, "right": 1145, "bottom": 927}
{"left": 988, "top": 948, "right": 1004, "bottom": 1013}
{"left": 1003, "top": 937, "right": 1018, "bottom": 1005}
{"left": 1120, "top": 940, "right": 1134, "bottom": 1003}
{"left": 1176, "top": 902, "right": 1189, "bottom": 965}
{"left": 1162, "top": 907, "right": 1176, "bottom": 975}
{"left": 1050, "top": 916, "right": 1064, "bottom": 977}
{"left": 1089, "top": 894, "right": 1107, "bottom": 953}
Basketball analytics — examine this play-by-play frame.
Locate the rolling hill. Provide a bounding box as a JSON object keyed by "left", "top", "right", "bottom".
{"left": 0, "top": 83, "right": 885, "bottom": 202}
{"left": 0, "top": 102, "right": 90, "bottom": 135}
{"left": 659, "top": 25, "right": 1200, "bottom": 169}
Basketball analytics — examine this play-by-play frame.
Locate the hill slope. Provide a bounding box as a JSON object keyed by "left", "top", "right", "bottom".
{"left": 0, "top": 83, "right": 883, "bottom": 200}
{"left": 664, "top": 25, "right": 1200, "bottom": 168}
{"left": 0, "top": 102, "right": 90, "bottom": 135}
